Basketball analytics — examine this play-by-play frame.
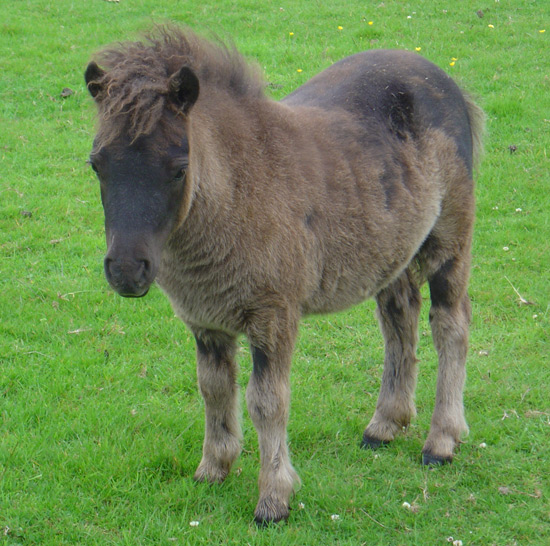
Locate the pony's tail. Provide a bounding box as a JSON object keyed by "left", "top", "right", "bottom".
{"left": 463, "top": 92, "right": 485, "bottom": 170}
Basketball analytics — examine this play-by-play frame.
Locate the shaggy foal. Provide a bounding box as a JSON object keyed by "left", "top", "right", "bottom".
{"left": 85, "top": 27, "right": 484, "bottom": 524}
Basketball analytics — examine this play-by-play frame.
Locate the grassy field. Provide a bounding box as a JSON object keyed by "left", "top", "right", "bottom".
{"left": 1, "top": 0, "right": 549, "bottom": 544}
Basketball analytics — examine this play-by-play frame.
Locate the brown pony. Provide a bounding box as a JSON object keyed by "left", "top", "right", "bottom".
{"left": 85, "top": 27, "right": 484, "bottom": 524}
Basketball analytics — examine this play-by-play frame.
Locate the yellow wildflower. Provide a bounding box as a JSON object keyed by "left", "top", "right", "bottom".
{"left": 450, "top": 61, "right": 456, "bottom": 67}
{"left": 488, "top": 24, "right": 495, "bottom": 29}
{"left": 539, "top": 29, "right": 546, "bottom": 33}
{"left": 297, "top": 69, "right": 303, "bottom": 73}
{"left": 368, "top": 21, "right": 373, "bottom": 26}
{"left": 415, "top": 47, "right": 422, "bottom": 52}
{"left": 338, "top": 26, "right": 343, "bottom": 30}
{"left": 289, "top": 32, "right": 294, "bottom": 36}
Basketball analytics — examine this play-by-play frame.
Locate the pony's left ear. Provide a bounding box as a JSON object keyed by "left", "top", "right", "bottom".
{"left": 85, "top": 61, "right": 106, "bottom": 100}
{"left": 168, "top": 66, "right": 200, "bottom": 114}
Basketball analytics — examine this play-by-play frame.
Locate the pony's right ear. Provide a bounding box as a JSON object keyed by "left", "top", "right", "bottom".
{"left": 168, "top": 65, "right": 200, "bottom": 114}
{"left": 85, "top": 61, "right": 106, "bottom": 100}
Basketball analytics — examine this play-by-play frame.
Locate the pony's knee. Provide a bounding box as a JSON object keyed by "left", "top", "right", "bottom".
{"left": 429, "top": 296, "right": 470, "bottom": 358}
{"left": 198, "top": 366, "right": 237, "bottom": 404}
{"left": 246, "top": 380, "right": 289, "bottom": 427}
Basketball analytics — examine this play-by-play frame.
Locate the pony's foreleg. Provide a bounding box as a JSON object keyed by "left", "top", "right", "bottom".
{"left": 422, "top": 258, "right": 471, "bottom": 465}
{"left": 192, "top": 331, "right": 242, "bottom": 483}
{"left": 363, "top": 270, "right": 421, "bottom": 447}
{"left": 246, "top": 314, "right": 300, "bottom": 525}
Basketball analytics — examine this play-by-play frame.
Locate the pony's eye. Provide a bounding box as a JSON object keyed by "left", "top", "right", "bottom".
{"left": 173, "top": 168, "right": 186, "bottom": 183}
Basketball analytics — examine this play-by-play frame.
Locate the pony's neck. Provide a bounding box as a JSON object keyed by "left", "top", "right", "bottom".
{"left": 190, "top": 92, "right": 280, "bottom": 200}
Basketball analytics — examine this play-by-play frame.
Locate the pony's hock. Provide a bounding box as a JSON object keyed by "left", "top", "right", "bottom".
{"left": 85, "top": 26, "right": 483, "bottom": 525}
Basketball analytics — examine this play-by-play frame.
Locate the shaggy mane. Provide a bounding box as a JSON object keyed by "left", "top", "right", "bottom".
{"left": 89, "top": 26, "right": 266, "bottom": 144}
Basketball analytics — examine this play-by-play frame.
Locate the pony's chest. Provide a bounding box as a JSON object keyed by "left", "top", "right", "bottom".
{"left": 156, "top": 257, "right": 245, "bottom": 333}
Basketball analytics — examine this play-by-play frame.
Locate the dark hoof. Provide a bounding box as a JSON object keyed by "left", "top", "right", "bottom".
{"left": 361, "top": 434, "right": 389, "bottom": 450}
{"left": 254, "top": 513, "right": 289, "bottom": 528}
{"left": 254, "top": 516, "right": 286, "bottom": 528}
{"left": 422, "top": 452, "right": 452, "bottom": 467}
{"left": 253, "top": 501, "right": 290, "bottom": 527}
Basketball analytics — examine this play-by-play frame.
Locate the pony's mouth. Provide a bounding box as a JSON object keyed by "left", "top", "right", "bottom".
{"left": 104, "top": 255, "right": 156, "bottom": 299}
{"left": 117, "top": 287, "right": 150, "bottom": 298}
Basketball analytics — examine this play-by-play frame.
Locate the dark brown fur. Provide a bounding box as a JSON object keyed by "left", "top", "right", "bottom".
{"left": 87, "top": 28, "right": 264, "bottom": 146}
{"left": 85, "top": 27, "right": 484, "bottom": 524}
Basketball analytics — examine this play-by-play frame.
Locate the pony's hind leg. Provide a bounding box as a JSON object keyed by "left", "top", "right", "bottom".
{"left": 192, "top": 330, "right": 242, "bottom": 483}
{"left": 362, "top": 269, "right": 421, "bottom": 448}
{"left": 422, "top": 252, "right": 471, "bottom": 465}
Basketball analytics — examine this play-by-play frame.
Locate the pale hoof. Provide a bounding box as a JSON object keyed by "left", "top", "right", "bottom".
{"left": 193, "top": 460, "right": 230, "bottom": 484}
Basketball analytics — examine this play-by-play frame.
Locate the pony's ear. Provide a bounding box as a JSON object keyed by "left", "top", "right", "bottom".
{"left": 85, "top": 61, "right": 106, "bottom": 100}
{"left": 168, "top": 65, "right": 200, "bottom": 113}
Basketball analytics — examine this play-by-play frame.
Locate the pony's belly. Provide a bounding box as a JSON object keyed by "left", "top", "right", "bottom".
{"left": 301, "top": 237, "right": 420, "bottom": 315}
{"left": 302, "top": 276, "right": 379, "bottom": 315}
{"left": 302, "top": 293, "right": 371, "bottom": 316}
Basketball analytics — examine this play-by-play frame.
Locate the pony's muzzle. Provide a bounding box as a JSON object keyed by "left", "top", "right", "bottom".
{"left": 104, "top": 255, "right": 154, "bottom": 298}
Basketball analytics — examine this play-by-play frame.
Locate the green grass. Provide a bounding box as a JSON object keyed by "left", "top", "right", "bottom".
{"left": 1, "top": 0, "right": 549, "bottom": 544}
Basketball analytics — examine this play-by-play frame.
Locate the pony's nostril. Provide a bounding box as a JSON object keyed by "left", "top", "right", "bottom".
{"left": 104, "top": 257, "right": 114, "bottom": 279}
{"left": 134, "top": 259, "right": 152, "bottom": 287}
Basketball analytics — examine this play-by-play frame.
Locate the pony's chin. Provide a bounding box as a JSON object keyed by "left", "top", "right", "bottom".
{"left": 120, "top": 289, "right": 149, "bottom": 298}
{"left": 111, "top": 284, "right": 151, "bottom": 298}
